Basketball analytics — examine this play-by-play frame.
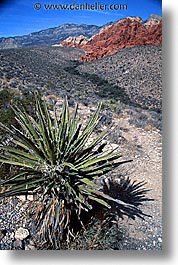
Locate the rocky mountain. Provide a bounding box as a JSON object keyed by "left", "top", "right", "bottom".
{"left": 55, "top": 35, "right": 89, "bottom": 48}
{"left": 0, "top": 24, "right": 101, "bottom": 49}
{"left": 60, "top": 15, "right": 162, "bottom": 62}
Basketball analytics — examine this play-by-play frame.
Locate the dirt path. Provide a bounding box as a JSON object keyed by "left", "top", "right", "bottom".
{"left": 110, "top": 113, "right": 162, "bottom": 250}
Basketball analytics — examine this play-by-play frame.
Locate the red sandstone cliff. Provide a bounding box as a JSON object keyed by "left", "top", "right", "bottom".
{"left": 59, "top": 16, "right": 162, "bottom": 62}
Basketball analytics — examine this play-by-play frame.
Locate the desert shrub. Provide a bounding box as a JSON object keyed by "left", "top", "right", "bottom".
{"left": 0, "top": 92, "right": 150, "bottom": 249}
{"left": 0, "top": 89, "right": 39, "bottom": 127}
{"left": 0, "top": 89, "right": 16, "bottom": 127}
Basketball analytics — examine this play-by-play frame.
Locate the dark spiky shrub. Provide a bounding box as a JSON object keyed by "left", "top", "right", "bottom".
{"left": 0, "top": 93, "right": 150, "bottom": 249}
{"left": 102, "top": 177, "right": 152, "bottom": 222}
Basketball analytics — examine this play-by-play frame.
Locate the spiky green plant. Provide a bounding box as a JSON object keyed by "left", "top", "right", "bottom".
{"left": 0, "top": 93, "right": 149, "bottom": 248}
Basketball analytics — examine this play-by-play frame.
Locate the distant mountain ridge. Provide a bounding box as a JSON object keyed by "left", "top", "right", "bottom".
{"left": 0, "top": 14, "right": 162, "bottom": 51}
{"left": 0, "top": 24, "right": 101, "bottom": 49}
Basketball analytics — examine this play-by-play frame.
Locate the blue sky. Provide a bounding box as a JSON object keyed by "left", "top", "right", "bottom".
{"left": 0, "top": 0, "right": 162, "bottom": 38}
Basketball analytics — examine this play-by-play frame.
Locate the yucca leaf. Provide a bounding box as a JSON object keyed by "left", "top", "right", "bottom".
{"left": 53, "top": 105, "right": 60, "bottom": 141}
{"left": 86, "top": 130, "right": 107, "bottom": 151}
{"left": 0, "top": 157, "right": 36, "bottom": 169}
{"left": 64, "top": 124, "right": 82, "bottom": 156}
{"left": 79, "top": 178, "right": 98, "bottom": 188}
{"left": 0, "top": 151, "right": 40, "bottom": 168}
{"left": 80, "top": 186, "right": 137, "bottom": 211}
{"left": 12, "top": 106, "right": 49, "bottom": 159}
{"left": 67, "top": 103, "right": 79, "bottom": 143}
{"left": 35, "top": 93, "right": 54, "bottom": 162}
{"left": 12, "top": 131, "right": 48, "bottom": 161}
{"left": 71, "top": 124, "right": 98, "bottom": 155}
{"left": 63, "top": 162, "right": 78, "bottom": 171}
{"left": 9, "top": 175, "right": 44, "bottom": 189}
{"left": 80, "top": 160, "right": 132, "bottom": 175}
{"left": 75, "top": 132, "right": 107, "bottom": 164}
{"left": 12, "top": 105, "right": 41, "bottom": 144}
{"left": 0, "top": 145, "right": 40, "bottom": 162}
{"left": 56, "top": 97, "right": 69, "bottom": 159}
{"left": 42, "top": 97, "right": 55, "bottom": 142}
{"left": 0, "top": 171, "right": 28, "bottom": 185}
{"left": 0, "top": 183, "right": 36, "bottom": 198}
{"left": 82, "top": 102, "right": 102, "bottom": 134}
{"left": 0, "top": 122, "right": 12, "bottom": 133}
{"left": 65, "top": 104, "right": 78, "bottom": 145}
{"left": 75, "top": 150, "right": 121, "bottom": 169}
{"left": 88, "top": 195, "right": 111, "bottom": 209}
{"left": 4, "top": 174, "right": 44, "bottom": 187}
{"left": 65, "top": 103, "right": 102, "bottom": 158}
{"left": 66, "top": 183, "right": 85, "bottom": 205}
{"left": 81, "top": 170, "right": 105, "bottom": 178}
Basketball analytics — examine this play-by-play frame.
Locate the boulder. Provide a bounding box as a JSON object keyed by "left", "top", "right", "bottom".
{"left": 15, "top": 227, "right": 29, "bottom": 240}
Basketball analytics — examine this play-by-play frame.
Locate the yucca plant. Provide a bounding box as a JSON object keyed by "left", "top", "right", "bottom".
{"left": 0, "top": 92, "right": 150, "bottom": 249}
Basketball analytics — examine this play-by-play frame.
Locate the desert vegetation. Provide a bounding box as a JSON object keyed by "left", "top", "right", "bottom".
{"left": 0, "top": 44, "right": 162, "bottom": 250}
{"left": 0, "top": 93, "right": 151, "bottom": 249}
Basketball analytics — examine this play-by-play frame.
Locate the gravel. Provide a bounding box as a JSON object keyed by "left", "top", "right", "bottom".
{"left": 0, "top": 198, "right": 33, "bottom": 250}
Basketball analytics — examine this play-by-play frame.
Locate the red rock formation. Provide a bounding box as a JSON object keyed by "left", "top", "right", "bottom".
{"left": 60, "top": 16, "right": 162, "bottom": 62}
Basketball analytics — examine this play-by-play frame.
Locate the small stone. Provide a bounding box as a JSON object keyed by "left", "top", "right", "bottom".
{"left": 15, "top": 227, "right": 29, "bottom": 240}
{"left": 27, "top": 195, "right": 34, "bottom": 201}
{"left": 25, "top": 244, "right": 36, "bottom": 250}
{"left": 16, "top": 195, "right": 26, "bottom": 201}
{"left": 158, "top": 237, "right": 162, "bottom": 243}
{"left": 16, "top": 195, "right": 33, "bottom": 201}
{"left": 10, "top": 232, "right": 15, "bottom": 239}
{"left": 14, "top": 239, "right": 23, "bottom": 248}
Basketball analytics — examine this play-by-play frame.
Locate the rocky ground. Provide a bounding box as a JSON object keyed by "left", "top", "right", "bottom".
{"left": 77, "top": 45, "right": 162, "bottom": 112}
{"left": 0, "top": 45, "right": 162, "bottom": 250}
{"left": 0, "top": 45, "right": 162, "bottom": 111}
